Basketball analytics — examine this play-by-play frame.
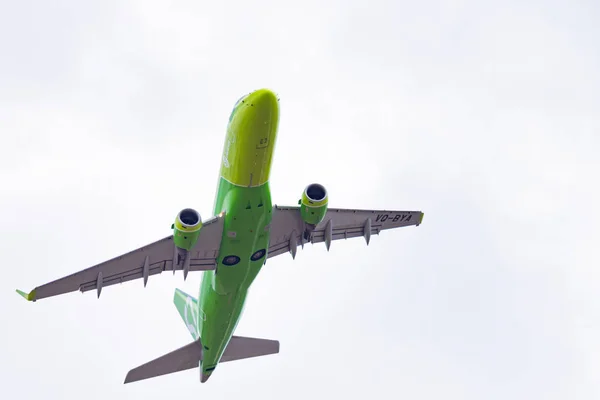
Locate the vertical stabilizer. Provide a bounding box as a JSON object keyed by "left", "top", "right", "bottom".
{"left": 173, "top": 288, "right": 201, "bottom": 340}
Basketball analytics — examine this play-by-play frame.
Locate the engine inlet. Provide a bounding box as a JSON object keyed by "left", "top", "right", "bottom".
{"left": 178, "top": 208, "right": 201, "bottom": 227}
{"left": 305, "top": 183, "right": 327, "bottom": 202}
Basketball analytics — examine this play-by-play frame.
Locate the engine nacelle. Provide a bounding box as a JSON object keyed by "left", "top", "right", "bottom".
{"left": 299, "top": 183, "right": 328, "bottom": 227}
{"left": 171, "top": 208, "right": 203, "bottom": 251}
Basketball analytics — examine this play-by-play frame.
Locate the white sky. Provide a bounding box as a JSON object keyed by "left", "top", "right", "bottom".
{"left": 1, "top": 1, "right": 599, "bottom": 399}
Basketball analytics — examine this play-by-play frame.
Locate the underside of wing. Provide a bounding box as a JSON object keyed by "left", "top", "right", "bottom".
{"left": 17, "top": 214, "right": 226, "bottom": 302}
{"left": 267, "top": 206, "right": 424, "bottom": 259}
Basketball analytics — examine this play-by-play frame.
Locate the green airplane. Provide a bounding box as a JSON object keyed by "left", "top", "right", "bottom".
{"left": 16, "top": 88, "right": 424, "bottom": 384}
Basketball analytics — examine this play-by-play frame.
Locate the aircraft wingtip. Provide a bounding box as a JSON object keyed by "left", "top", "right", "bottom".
{"left": 16, "top": 289, "right": 35, "bottom": 302}
{"left": 123, "top": 371, "right": 134, "bottom": 384}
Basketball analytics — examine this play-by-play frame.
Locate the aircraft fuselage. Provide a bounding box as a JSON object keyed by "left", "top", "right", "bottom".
{"left": 197, "top": 89, "right": 280, "bottom": 382}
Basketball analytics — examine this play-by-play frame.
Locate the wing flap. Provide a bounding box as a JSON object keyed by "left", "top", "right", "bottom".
{"left": 79, "top": 261, "right": 165, "bottom": 294}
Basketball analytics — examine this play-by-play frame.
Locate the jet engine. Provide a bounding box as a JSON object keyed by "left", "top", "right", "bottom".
{"left": 171, "top": 208, "right": 203, "bottom": 280}
{"left": 299, "top": 183, "right": 328, "bottom": 229}
{"left": 172, "top": 208, "right": 203, "bottom": 251}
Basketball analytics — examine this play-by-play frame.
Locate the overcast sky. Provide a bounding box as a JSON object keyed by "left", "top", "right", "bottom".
{"left": 1, "top": 1, "right": 599, "bottom": 399}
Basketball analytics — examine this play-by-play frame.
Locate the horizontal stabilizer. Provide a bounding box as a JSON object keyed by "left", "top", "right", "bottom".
{"left": 124, "top": 340, "right": 203, "bottom": 384}
{"left": 124, "top": 335, "right": 279, "bottom": 384}
{"left": 221, "top": 336, "right": 280, "bottom": 363}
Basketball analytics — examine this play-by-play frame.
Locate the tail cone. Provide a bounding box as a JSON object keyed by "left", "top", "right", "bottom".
{"left": 200, "top": 371, "right": 212, "bottom": 383}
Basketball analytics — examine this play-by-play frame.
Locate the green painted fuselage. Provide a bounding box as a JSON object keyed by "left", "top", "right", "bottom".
{"left": 197, "top": 89, "right": 279, "bottom": 382}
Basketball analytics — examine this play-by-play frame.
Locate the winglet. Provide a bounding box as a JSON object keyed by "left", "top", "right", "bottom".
{"left": 417, "top": 212, "right": 425, "bottom": 226}
{"left": 16, "top": 289, "right": 36, "bottom": 302}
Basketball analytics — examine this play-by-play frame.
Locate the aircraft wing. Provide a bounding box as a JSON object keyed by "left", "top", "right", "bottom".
{"left": 16, "top": 214, "right": 225, "bottom": 302}
{"left": 267, "top": 206, "right": 424, "bottom": 259}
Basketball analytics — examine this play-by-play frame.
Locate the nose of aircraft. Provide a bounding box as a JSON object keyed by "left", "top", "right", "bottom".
{"left": 221, "top": 88, "right": 280, "bottom": 187}
{"left": 228, "top": 88, "right": 279, "bottom": 125}
{"left": 245, "top": 88, "right": 279, "bottom": 113}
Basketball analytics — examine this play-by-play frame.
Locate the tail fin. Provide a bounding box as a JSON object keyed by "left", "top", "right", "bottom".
{"left": 124, "top": 336, "right": 280, "bottom": 384}
{"left": 173, "top": 288, "right": 200, "bottom": 340}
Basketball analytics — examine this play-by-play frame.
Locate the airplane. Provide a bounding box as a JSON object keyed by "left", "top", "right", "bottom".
{"left": 16, "top": 88, "right": 424, "bottom": 384}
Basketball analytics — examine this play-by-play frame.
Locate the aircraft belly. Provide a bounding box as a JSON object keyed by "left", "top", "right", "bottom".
{"left": 197, "top": 182, "right": 272, "bottom": 378}
{"left": 198, "top": 288, "right": 248, "bottom": 372}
